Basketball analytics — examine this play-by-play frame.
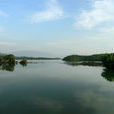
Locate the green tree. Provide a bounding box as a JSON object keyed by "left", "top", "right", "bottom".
{"left": 2, "top": 54, "right": 15, "bottom": 64}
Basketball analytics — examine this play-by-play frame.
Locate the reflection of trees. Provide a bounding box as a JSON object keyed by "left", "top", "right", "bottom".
{"left": 64, "top": 62, "right": 102, "bottom": 67}
{"left": 102, "top": 69, "right": 114, "bottom": 82}
{"left": 0, "top": 64, "right": 15, "bottom": 72}
{"left": 64, "top": 62, "right": 79, "bottom": 66}
{"left": 20, "top": 63, "right": 27, "bottom": 67}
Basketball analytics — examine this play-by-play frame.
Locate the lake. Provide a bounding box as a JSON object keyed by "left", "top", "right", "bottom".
{"left": 0, "top": 60, "right": 114, "bottom": 114}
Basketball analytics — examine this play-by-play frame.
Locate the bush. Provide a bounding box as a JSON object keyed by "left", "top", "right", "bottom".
{"left": 20, "top": 59, "right": 27, "bottom": 65}
{"left": 2, "top": 54, "right": 15, "bottom": 64}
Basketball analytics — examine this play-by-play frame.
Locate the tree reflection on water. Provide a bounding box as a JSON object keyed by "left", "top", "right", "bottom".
{"left": 0, "top": 64, "right": 15, "bottom": 72}
{"left": 102, "top": 69, "right": 114, "bottom": 82}
{"left": 0, "top": 62, "right": 27, "bottom": 72}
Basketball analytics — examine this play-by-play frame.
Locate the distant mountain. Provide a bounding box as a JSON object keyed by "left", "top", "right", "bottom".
{"left": 16, "top": 56, "right": 61, "bottom": 60}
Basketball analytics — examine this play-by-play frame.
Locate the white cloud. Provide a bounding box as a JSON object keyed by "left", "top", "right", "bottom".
{"left": 75, "top": 0, "right": 114, "bottom": 29}
{"left": 30, "top": 0, "right": 64, "bottom": 24}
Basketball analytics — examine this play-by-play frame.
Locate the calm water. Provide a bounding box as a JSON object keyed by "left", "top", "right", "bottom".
{"left": 0, "top": 60, "right": 114, "bottom": 114}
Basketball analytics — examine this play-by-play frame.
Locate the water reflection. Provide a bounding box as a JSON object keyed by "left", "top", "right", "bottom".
{"left": 0, "top": 64, "right": 15, "bottom": 72}
{"left": 64, "top": 61, "right": 102, "bottom": 67}
{"left": 0, "top": 62, "right": 27, "bottom": 72}
{"left": 101, "top": 69, "right": 114, "bottom": 82}
{"left": 20, "top": 63, "right": 27, "bottom": 67}
{"left": 0, "top": 61, "right": 114, "bottom": 114}
{"left": 64, "top": 62, "right": 79, "bottom": 66}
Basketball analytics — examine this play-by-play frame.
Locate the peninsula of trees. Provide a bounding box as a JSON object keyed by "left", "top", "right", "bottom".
{"left": 63, "top": 53, "right": 114, "bottom": 69}
{"left": 63, "top": 53, "right": 114, "bottom": 62}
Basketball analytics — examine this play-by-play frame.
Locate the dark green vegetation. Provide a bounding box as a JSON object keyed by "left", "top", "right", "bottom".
{"left": 102, "top": 54, "right": 114, "bottom": 70}
{"left": 0, "top": 54, "right": 16, "bottom": 72}
{"left": 0, "top": 54, "right": 15, "bottom": 64}
{"left": 0, "top": 64, "right": 15, "bottom": 72}
{"left": 102, "top": 69, "right": 114, "bottom": 82}
{"left": 63, "top": 53, "right": 113, "bottom": 62}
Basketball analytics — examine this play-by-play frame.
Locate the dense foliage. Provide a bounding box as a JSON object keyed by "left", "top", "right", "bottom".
{"left": 102, "top": 54, "right": 114, "bottom": 70}
{"left": 0, "top": 64, "right": 15, "bottom": 72}
{"left": 0, "top": 54, "right": 15, "bottom": 64}
{"left": 102, "top": 69, "right": 114, "bottom": 82}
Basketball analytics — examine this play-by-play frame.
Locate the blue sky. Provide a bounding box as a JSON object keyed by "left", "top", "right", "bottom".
{"left": 0, "top": 0, "right": 114, "bottom": 57}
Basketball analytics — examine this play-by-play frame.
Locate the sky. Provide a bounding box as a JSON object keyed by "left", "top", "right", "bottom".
{"left": 0, "top": 0, "right": 114, "bottom": 57}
